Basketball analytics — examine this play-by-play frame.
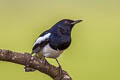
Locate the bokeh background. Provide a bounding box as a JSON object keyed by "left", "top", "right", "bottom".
{"left": 0, "top": 0, "right": 120, "bottom": 80}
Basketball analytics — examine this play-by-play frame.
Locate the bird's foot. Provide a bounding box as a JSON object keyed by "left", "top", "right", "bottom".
{"left": 41, "top": 57, "right": 49, "bottom": 66}
{"left": 58, "top": 66, "right": 63, "bottom": 75}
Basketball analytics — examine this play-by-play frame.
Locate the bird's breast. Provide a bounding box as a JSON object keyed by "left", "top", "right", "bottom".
{"left": 49, "top": 35, "right": 71, "bottom": 50}
{"left": 41, "top": 44, "right": 64, "bottom": 58}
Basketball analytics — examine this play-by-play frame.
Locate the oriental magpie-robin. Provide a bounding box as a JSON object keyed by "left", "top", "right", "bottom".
{"left": 24, "top": 19, "right": 82, "bottom": 72}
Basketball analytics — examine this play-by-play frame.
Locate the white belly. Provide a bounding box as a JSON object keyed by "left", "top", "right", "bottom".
{"left": 41, "top": 44, "right": 64, "bottom": 58}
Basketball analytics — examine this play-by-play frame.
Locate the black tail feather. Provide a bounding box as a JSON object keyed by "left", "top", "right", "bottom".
{"left": 24, "top": 66, "right": 36, "bottom": 72}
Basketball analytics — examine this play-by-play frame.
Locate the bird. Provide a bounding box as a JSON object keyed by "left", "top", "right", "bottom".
{"left": 24, "top": 19, "right": 83, "bottom": 73}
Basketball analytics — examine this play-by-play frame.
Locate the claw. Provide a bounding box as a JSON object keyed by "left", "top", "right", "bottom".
{"left": 41, "top": 56, "right": 49, "bottom": 66}
{"left": 56, "top": 59, "right": 63, "bottom": 75}
{"left": 58, "top": 65, "right": 62, "bottom": 75}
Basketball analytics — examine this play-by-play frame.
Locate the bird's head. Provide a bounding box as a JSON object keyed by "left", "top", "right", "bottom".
{"left": 60, "top": 19, "right": 82, "bottom": 25}
{"left": 54, "top": 19, "right": 83, "bottom": 29}
{"left": 50, "top": 19, "right": 83, "bottom": 34}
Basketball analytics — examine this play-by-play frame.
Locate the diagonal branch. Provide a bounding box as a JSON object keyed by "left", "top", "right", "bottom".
{"left": 0, "top": 49, "right": 72, "bottom": 80}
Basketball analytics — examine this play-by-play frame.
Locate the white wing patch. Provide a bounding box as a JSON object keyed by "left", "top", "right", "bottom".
{"left": 34, "top": 33, "right": 51, "bottom": 46}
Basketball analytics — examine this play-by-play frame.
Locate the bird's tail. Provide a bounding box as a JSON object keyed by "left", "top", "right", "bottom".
{"left": 24, "top": 66, "right": 36, "bottom": 72}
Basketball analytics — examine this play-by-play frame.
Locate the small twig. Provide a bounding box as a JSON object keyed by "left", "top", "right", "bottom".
{"left": 0, "top": 49, "right": 72, "bottom": 80}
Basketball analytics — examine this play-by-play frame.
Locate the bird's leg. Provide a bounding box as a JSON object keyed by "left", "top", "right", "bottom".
{"left": 42, "top": 56, "right": 46, "bottom": 64}
{"left": 56, "top": 59, "right": 62, "bottom": 75}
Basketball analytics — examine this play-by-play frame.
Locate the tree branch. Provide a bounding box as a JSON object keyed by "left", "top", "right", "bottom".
{"left": 0, "top": 49, "right": 72, "bottom": 80}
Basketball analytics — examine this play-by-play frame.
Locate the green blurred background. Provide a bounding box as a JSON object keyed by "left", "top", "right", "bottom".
{"left": 0, "top": 0, "right": 120, "bottom": 80}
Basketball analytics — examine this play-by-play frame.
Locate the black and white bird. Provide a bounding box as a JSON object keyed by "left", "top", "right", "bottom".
{"left": 24, "top": 19, "right": 82, "bottom": 72}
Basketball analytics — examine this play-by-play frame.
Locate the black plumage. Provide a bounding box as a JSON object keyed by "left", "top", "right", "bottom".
{"left": 32, "top": 30, "right": 49, "bottom": 53}
{"left": 24, "top": 19, "right": 82, "bottom": 72}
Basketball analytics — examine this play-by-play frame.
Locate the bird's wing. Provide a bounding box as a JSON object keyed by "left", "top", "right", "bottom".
{"left": 32, "top": 31, "right": 51, "bottom": 53}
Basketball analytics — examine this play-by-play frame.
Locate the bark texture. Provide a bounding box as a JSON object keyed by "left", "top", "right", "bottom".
{"left": 0, "top": 49, "right": 72, "bottom": 80}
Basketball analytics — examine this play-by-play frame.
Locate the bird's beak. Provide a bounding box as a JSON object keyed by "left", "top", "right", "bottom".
{"left": 71, "top": 20, "right": 83, "bottom": 25}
